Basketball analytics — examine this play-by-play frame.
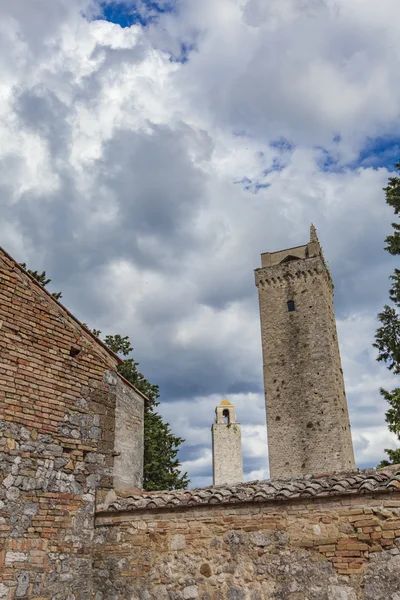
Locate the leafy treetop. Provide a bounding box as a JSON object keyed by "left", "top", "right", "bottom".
{"left": 374, "top": 160, "right": 400, "bottom": 467}
{"left": 20, "top": 263, "right": 62, "bottom": 300}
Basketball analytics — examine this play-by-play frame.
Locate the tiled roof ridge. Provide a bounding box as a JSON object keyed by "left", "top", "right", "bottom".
{"left": 97, "top": 466, "right": 400, "bottom": 514}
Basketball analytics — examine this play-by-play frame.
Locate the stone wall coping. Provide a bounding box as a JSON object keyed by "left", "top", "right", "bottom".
{"left": 97, "top": 466, "right": 400, "bottom": 514}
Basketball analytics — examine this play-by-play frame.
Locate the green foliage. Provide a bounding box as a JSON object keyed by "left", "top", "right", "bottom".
{"left": 98, "top": 333, "right": 190, "bottom": 491}
{"left": 380, "top": 387, "right": 400, "bottom": 437}
{"left": 374, "top": 160, "right": 400, "bottom": 466}
{"left": 19, "top": 263, "right": 189, "bottom": 490}
{"left": 143, "top": 408, "right": 189, "bottom": 492}
{"left": 383, "top": 160, "right": 400, "bottom": 255}
{"left": 20, "top": 263, "right": 62, "bottom": 300}
{"left": 103, "top": 334, "right": 160, "bottom": 407}
{"left": 375, "top": 305, "right": 400, "bottom": 373}
{"left": 378, "top": 448, "right": 400, "bottom": 468}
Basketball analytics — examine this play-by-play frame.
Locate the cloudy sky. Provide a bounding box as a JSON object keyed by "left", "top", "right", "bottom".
{"left": 1, "top": 0, "right": 400, "bottom": 487}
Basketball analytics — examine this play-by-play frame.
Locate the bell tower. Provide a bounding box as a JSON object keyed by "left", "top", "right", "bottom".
{"left": 212, "top": 400, "right": 243, "bottom": 486}
{"left": 255, "top": 225, "right": 355, "bottom": 478}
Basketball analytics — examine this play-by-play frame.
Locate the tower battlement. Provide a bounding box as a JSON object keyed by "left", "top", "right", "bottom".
{"left": 255, "top": 226, "right": 355, "bottom": 478}
{"left": 255, "top": 254, "right": 331, "bottom": 289}
{"left": 259, "top": 223, "right": 321, "bottom": 268}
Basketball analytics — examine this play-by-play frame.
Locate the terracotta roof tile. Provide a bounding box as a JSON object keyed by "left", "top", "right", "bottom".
{"left": 97, "top": 466, "right": 400, "bottom": 514}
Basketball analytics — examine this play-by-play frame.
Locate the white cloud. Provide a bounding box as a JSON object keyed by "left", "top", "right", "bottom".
{"left": 158, "top": 0, "right": 400, "bottom": 159}
{"left": 0, "top": 0, "right": 399, "bottom": 487}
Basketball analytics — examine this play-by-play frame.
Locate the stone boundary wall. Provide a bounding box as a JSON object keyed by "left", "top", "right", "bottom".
{"left": 94, "top": 469, "right": 400, "bottom": 600}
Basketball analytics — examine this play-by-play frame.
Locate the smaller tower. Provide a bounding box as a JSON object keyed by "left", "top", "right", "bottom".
{"left": 212, "top": 400, "right": 243, "bottom": 486}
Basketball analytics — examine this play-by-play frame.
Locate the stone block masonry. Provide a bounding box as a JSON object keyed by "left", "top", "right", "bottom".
{"left": 94, "top": 468, "right": 400, "bottom": 600}
{"left": 0, "top": 247, "right": 144, "bottom": 599}
{"left": 212, "top": 401, "right": 243, "bottom": 486}
{"left": 255, "top": 226, "right": 355, "bottom": 478}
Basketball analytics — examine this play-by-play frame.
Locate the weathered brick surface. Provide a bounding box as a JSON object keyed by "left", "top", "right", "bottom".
{"left": 0, "top": 248, "right": 144, "bottom": 599}
{"left": 94, "top": 491, "right": 400, "bottom": 600}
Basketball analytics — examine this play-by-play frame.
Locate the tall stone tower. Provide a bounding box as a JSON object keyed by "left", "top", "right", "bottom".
{"left": 254, "top": 225, "right": 355, "bottom": 478}
{"left": 212, "top": 400, "right": 243, "bottom": 485}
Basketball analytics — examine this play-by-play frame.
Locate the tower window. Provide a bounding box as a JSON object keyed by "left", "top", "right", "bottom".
{"left": 222, "top": 409, "right": 230, "bottom": 424}
{"left": 287, "top": 300, "right": 295, "bottom": 312}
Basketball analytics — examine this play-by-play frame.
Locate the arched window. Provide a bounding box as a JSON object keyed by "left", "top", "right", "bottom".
{"left": 222, "top": 409, "right": 230, "bottom": 424}
{"left": 287, "top": 300, "right": 295, "bottom": 312}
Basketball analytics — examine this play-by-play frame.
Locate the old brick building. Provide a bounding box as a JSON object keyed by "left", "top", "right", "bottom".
{"left": 0, "top": 247, "right": 144, "bottom": 598}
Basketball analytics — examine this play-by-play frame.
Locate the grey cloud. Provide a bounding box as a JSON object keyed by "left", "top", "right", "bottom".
{"left": 14, "top": 87, "right": 70, "bottom": 158}
{"left": 162, "top": 0, "right": 400, "bottom": 157}
{"left": 348, "top": 398, "right": 387, "bottom": 430}
{"left": 140, "top": 346, "right": 262, "bottom": 402}
{"left": 0, "top": 0, "right": 92, "bottom": 58}
{"left": 178, "top": 444, "right": 207, "bottom": 462}
{"left": 3, "top": 119, "right": 211, "bottom": 283}
{"left": 1, "top": 0, "right": 399, "bottom": 485}
{"left": 98, "top": 124, "right": 209, "bottom": 257}
{"left": 243, "top": 455, "right": 267, "bottom": 475}
{"left": 90, "top": 43, "right": 149, "bottom": 69}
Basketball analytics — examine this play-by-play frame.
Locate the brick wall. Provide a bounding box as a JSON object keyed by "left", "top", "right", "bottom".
{"left": 94, "top": 490, "right": 400, "bottom": 600}
{"left": 0, "top": 249, "right": 144, "bottom": 599}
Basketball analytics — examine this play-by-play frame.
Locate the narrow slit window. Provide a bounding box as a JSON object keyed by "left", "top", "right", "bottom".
{"left": 287, "top": 300, "right": 295, "bottom": 312}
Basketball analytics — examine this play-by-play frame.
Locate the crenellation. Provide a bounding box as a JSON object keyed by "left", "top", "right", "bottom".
{"left": 255, "top": 263, "right": 331, "bottom": 290}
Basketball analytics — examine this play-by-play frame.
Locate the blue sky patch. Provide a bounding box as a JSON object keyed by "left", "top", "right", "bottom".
{"left": 263, "top": 158, "right": 286, "bottom": 175}
{"left": 234, "top": 177, "right": 271, "bottom": 194}
{"left": 316, "top": 147, "right": 344, "bottom": 173}
{"left": 356, "top": 134, "right": 400, "bottom": 171}
{"left": 314, "top": 135, "right": 400, "bottom": 174}
{"left": 270, "top": 137, "right": 295, "bottom": 152}
{"left": 98, "top": 0, "right": 175, "bottom": 27}
{"left": 170, "top": 42, "right": 197, "bottom": 64}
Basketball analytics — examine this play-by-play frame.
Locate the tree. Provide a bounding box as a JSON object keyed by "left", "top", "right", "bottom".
{"left": 20, "top": 263, "right": 62, "bottom": 300}
{"left": 374, "top": 160, "right": 400, "bottom": 466}
{"left": 19, "top": 265, "right": 189, "bottom": 490}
